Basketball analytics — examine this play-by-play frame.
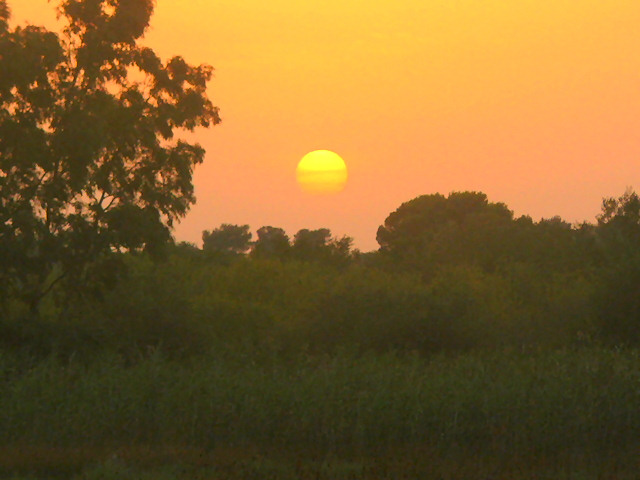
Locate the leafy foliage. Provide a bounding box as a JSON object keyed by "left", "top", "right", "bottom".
{"left": 251, "top": 225, "right": 291, "bottom": 259}
{"left": 202, "top": 224, "right": 252, "bottom": 256}
{"left": 376, "top": 192, "right": 519, "bottom": 274}
{"left": 291, "top": 228, "right": 353, "bottom": 265}
{"left": 1, "top": 187, "right": 639, "bottom": 477}
{"left": 0, "top": 0, "right": 219, "bottom": 314}
{"left": 593, "top": 189, "right": 640, "bottom": 343}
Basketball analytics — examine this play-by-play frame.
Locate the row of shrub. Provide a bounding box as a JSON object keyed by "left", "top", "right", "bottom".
{"left": 0, "top": 250, "right": 599, "bottom": 361}
{"left": 3, "top": 189, "right": 640, "bottom": 360}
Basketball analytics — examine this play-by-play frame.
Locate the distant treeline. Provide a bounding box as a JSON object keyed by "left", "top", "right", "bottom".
{"left": 2, "top": 189, "right": 639, "bottom": 359}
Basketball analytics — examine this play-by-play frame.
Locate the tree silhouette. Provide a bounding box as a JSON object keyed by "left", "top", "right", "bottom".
{"left": 597, "top": 189, "right": 640, "bottom": 253}
{"left": 292, "top": 228, "right": 353, "bottom": 264}
{"left": 376, "top": 192, "right": 516, "bottom": 273}
{"left": 202, "top": 224, "right": 252, "bottom": 255}
{"left": 594, "top": 189, "right": 640, "bottom": 343}
{"left": 0, "top": 0, "right": 220, "bottom": 314}
{"left": 292, "top": 228, "right": 332, "bottom": 258}
{"left": 252, "top": 226, "right": 291, "bottom": 259}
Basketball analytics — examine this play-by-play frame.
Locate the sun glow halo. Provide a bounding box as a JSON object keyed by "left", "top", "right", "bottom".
{"left": 296, "top": 150, "right": 348, "bottom": 194}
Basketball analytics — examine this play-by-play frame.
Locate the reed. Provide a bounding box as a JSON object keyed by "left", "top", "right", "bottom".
{"left": 0, "top": 347, "right": 638, "bottom": 478}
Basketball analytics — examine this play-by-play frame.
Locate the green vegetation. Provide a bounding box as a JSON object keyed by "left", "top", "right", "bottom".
{"left": 0, "top": 225, "right": 639, "bottom": 478}
{"left": 1, "top": 349, "right": 638, "bottom": 479}
{"left": 1, "top": 190, "right": 640, "bottom": 479}
{"left": 0, "top": 0, "right": 218, "bottom": 315}
{"left": 2, "top": 0, "right": 640, "bottom": 478}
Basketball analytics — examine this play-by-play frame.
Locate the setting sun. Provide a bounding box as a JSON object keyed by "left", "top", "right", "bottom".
{"left": 296, "top": 150, "right": 348, "bottom": 194}
{"left": 11, "top": 0, "right": 640, "bottom": 250}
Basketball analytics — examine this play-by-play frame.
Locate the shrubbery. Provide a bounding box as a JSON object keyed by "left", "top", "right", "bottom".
{"left": 1, "top": 249, "right": 599, "bottom": 361}
{"left": 1, "top": 189, "right": 639, "bottom": 360}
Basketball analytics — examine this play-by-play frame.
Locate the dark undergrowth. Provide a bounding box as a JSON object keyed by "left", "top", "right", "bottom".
{"left": 0, "top": 347, "right": 638, "bottom": 479}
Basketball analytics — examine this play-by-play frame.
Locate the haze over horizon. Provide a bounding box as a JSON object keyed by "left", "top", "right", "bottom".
{"left": 11, "top": 0, "right": 640, "bottom": 251}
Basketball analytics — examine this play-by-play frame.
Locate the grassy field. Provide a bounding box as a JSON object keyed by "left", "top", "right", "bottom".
{"left": 0, "top": 347, "right": 638, "bottom": 478}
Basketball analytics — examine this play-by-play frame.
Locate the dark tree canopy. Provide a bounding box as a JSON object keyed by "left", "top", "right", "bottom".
{"left": 292, "top": 228, "right": 332, "bottom": 258}
{"left": 597, "top": 189, "right": 640, "bottom": 252}
{"left": 292, "top": 228, "right": 353, "bottom": 264}
{"left": 251, "top": 226, "right": 291, "bottom": 259}
{"left": 376, "top": 192, "right": 516, "bottom": 272}
{"left": 376, "top": 191, "right": 597, "bottom": 276}
{"left": 202, "top": 224, "right": 252, "bottom": 255}
{"left": 377, "top": 192, "right": 513, "bottom": 250}
{"left": 0, "top": 0, "right": 220, "bottom": 313}
{"left": 592, "top": 189, "right": 640, "bottom": 343}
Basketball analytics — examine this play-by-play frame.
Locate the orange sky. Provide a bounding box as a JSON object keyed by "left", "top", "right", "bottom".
{"left": 11, "top": 0, "right": 640, "bottom": 251}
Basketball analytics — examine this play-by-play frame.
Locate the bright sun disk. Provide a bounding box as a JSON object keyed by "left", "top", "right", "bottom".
{"left": 296, "top": 150, "right": 348, "bottom": 194}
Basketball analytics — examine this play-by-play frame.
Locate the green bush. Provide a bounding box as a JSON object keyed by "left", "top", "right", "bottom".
{"left": 298, "top": 266, "right": 432, "bottom": 353}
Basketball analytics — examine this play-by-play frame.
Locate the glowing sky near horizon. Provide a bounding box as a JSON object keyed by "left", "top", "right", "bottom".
{"left": 10, "top": 0, "right": 640, "bottom": 251}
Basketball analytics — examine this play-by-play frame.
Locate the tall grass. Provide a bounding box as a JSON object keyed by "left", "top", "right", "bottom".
{"left": 1, "top": 348, "right": 638, "bottom": 457}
